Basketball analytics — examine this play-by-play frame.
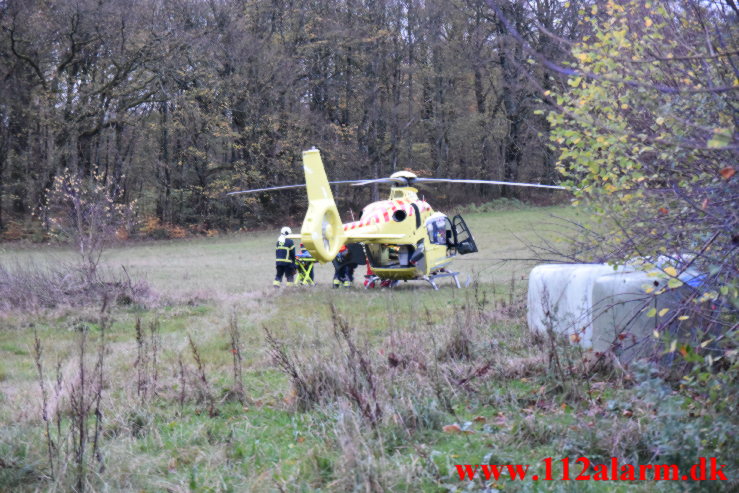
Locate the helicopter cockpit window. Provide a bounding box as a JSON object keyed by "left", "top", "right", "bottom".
{"left": 426, "top": 216, "right": 448, "bottom": 245}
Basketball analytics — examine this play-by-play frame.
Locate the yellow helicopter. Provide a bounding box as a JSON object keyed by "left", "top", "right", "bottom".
{"left": 229, "top": 148, "right": 564, "bottom": 289}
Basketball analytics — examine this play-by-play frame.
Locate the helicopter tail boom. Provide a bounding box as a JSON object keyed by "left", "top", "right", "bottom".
{"left": 300, "top": 148, "right": 347, "bottom": 262}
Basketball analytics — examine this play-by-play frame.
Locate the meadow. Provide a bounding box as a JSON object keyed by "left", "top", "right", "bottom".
{"left": 0, "top": 205, "right": 734, "bottom": 492}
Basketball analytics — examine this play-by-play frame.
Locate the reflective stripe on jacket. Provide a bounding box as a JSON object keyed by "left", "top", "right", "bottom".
{"left": 276, "top": 239, "right": 295, "bottom": 264}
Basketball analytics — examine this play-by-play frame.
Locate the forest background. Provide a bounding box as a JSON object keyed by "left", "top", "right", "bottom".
{"left": 0, "top": 0, "right": 582, "bottom": 237}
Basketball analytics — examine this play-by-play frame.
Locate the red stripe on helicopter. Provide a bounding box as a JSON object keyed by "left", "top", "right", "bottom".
{"left": 342, "top": 199, "right": 431, "bottom": 231}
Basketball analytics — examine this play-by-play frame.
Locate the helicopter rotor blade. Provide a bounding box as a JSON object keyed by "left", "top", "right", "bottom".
{"left": 414, "top": 178, "right": 566, "bottom": 190}
{"left": 227, "top": 180, "right": 367, "bottom": 195}
{"left": 227, "top": 184, "right": 306, "bottom": 195}
{"left": 351, "top": 177, "right": 406, "bottom": 187}
{"left": 228, "top": 177, "right": 566, "bottom": 195}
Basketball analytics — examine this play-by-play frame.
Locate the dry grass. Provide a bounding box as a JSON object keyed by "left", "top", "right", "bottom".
{"left": 4, "top": 206, "right": 730, "bottom": 492}
{"left": 0, "top": 205, "right": 582, "bottom": 301}
{"left": 1, "top": 290, "right": 734, "bottom": 492}
{"left": 0, "top": 262, "right": 154, "bottom": 312}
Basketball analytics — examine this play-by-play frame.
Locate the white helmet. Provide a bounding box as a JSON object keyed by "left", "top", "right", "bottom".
{"left": 281, "top": 226, "right": 292, "bottom": 235}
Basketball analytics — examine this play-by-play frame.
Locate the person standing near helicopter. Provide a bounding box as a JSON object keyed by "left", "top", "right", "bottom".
{"left": 332, "top": 245, "right": 348, "bottom": 288}
{"left": 274, "top": 226, "right": 296, "bottom": 287}
{"left": 333, "top": 243, "right": 361, "bottom": 288}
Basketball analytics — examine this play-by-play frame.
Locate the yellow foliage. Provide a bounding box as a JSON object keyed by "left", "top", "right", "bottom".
{"left": 139, "top": 216, "right": 188, "bottom": 239}
{"left": 115, "top": 228, "right": 130, "bottom": 241}
{"left": 140, "top": 216, "right": 163, "bottom": 235}
{"left": 168, "top": 226, "right": 188, "bottom": 239}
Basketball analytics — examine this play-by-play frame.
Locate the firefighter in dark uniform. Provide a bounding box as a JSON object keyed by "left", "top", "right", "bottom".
{"left": 274, "top": 226, "right": 296, "bottom": 287}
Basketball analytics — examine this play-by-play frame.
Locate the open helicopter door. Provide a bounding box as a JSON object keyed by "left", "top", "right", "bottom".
{"left": 451, "top": 215, "right": 478, "bottom": 254}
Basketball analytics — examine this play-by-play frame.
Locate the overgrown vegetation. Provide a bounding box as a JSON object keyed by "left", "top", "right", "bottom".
{"left": 545, "top": 0, "right": 737, "bottom": 433}
{"left": 0, "top": 261, "right": 152, "bottom": 311}
{"left": 0, "top": 206, "right": 736, "bottom": 491}
{"left": 0, "top": 0, "right": 736, "bottom": 488}
{"left": 549, "top": 0, "right": 737, "bottom": 302}
{"left": 2, "top": 287, "right": 735, "bottom": 491}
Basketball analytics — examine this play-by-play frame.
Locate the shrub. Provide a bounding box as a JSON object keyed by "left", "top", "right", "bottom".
{"left": 138, "top": 216, "right": 189, "bottom": 239}
{"left": 547, "top": 0, "right": 737, "bottom": 377}
{"left": 0, "top": 262, "right": 155, "bottom": 311}
{"left": 44, "top": 169, "right": 135, "bottom": 281}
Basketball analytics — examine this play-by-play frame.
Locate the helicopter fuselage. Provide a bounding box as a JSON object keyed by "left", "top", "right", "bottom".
{"left": 228, "top": 146, "right": 559, "bottom": 287}
{"left": 297, "top": 148, "right": 477, "bottom": 286}
{"left": 341, "top": 187, "right": 468, "bottom": 281}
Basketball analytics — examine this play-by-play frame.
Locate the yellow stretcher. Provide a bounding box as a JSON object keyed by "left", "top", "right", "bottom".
{"left": 296, "top": 253, "right": 316, "bottom": 285}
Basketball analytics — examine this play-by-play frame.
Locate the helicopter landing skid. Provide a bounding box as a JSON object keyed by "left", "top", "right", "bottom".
{"left": 364, "top": 272, "right": 462, "bottom": 290}
{"left": 423, "top": 271, "right": 462, "bottom": 290}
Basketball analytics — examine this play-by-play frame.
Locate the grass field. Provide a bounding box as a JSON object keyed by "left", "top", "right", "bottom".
{"left": 0, "top": 205, "right": 734, "bottom": 492}
{"left": 0, "top": 204, "right": 584, "bottom": 297}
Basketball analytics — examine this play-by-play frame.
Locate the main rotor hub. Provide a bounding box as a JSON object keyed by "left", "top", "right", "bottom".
{"left": 389, "top": 170, "right": 418, "bottom": 186}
